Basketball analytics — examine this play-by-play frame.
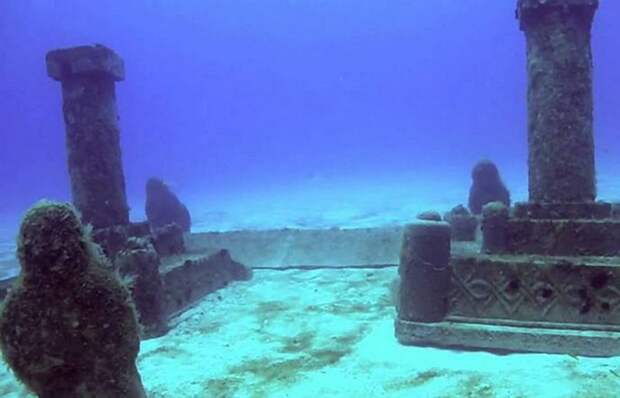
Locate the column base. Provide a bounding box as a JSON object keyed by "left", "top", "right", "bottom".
{"left": 395, "top": 319, "right": 620, "bottom": 357}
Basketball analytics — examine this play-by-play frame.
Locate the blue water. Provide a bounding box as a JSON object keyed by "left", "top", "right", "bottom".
{"left": 1, "top": 0, "right": 620, "bottom": 246}
{"left": 3, "top": 3, "right": 620, "bottom": 397}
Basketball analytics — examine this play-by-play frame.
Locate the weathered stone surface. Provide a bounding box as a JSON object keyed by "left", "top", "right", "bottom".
{"left": 449, "top": 254, "right": 620, "bottom": 325}
{"left": 152, "top": 223, "right": 186, "bottom": 256}
{"left": 517, "top": 0, "right": 598, "bottom": 202}
{"left": 396, "top": 248, "right": 620, "bottom": 356}
{"left": 468, "top": 160, "right": 510, "bottom": 215}
{"left": 47, "top": 45, "right": 129, "bottom": 228}
{"left": 91, "top": 222, "right": 151, "bottom": 259}
{"left": 395, "top": 320, "right": 620, "bottom": 357}
{"left": 505, "top": 218, "right": 620, "bottom": 256}
{"left": 398, "top": 221, "right": 451, "bottom": 322}
{"left": 146, "top": 178, "right": 191, "bottom": 232}
{"left": 46, "top": 44, "right": 124, "bottom": 81}
{"left": 416, "top": 211, "right": 442, "bottom": 221}
{"left": 115, "top": 238, "right": 167, "bottom": 338}
{"left": 444, "top": 205, "right": 478, "bottom": 241}
{"left": 517, "top": 0, "right": 598, "bottom": 11}
{"left": 513, "top": 201, "right": 611, "bottom": 220}
{"left": 481, "top": 201, "right": 509, "bottom": 254}
{"left": 0, "top": 202, "right": 146, "bottom": 397}
{"left": 162, "top": 250, "right": 252, "bottom": 318}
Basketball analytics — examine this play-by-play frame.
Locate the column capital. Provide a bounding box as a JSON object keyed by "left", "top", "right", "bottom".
{"left": 517, "top": 0, "right": 598, "bottom": 29}
{"left": 46, "top": 44, "right": 124, "bottom": 82}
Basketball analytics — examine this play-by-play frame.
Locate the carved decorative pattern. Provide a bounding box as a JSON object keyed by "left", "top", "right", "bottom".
{"left": 449, "top": 258, "right": 620, "bottom": 325}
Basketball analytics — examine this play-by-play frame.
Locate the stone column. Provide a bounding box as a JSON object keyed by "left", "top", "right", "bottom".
{"left": 517, "top": 0, "right": 598, "bottom": 203}
{"left": 398, "top": 221, "right": 451, "bottom": 322}
{"left": 46, "top": 45, "right": 129, "bottom": 228}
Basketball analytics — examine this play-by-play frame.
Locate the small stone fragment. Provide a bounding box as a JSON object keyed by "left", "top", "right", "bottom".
{"left": 417, "top": 211, "right": 442, "bottom": 221}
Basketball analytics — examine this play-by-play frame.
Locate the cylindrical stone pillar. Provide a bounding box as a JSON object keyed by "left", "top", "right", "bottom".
{"left": 481, "top": 201, "right": 509, "bottom": 254}
{"left": 46, "top": 45, "right": 129, "bottom": 228}
{"left": 398, "top": 221, "right": 451, "bottom": 322}
{"left": 517, "top": 0, "right": 598, "bottom": 203}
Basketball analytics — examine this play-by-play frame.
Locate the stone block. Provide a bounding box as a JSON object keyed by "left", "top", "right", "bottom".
{"left": 513, "top": 201, "right": 612, "bottom": 220}
{"left": 161, "top": 250, "right": 252, "bottom": 318}
{"left": 505, "top": 219, "right": 620, "bottom": 256}
{"left": 46, "top": 44, "right": 124, "bottom": 81}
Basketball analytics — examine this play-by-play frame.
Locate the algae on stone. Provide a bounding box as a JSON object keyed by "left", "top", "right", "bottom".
{"left": 0, "top": 201, "right": 146, "bottom": 397}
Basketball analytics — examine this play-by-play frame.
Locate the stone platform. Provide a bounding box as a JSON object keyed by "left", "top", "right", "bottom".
{"left": 396, "top": 248, "right": 620, "bottom": 356}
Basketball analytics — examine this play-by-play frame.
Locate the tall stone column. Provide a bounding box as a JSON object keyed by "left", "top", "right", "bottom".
{"left": 517, "top": 0, "right": 598, "bottom": 203}
{"left": 46, "top": 45, "right": 129, "bottom": 228}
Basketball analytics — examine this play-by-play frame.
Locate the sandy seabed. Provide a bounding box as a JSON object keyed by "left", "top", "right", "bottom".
{"left": 2, "top": 268, "right": 620, "bottom": 397}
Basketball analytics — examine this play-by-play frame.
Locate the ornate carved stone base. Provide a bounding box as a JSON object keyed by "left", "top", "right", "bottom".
{"left": 450, "top": 254, "right": 620, "bottom": 325}
{"left": 395, "top": 252, "right": 620, "bottom": 356}
{"left": 395, "top": 319, "right": 620, "bottom": 357}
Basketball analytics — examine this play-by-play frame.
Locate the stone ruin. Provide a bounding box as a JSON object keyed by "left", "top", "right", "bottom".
{"left": 396, "top": 0, "right": 620, "bottom": 356}
{"left": 42, "top": 44, "right": 252, "bottom": 338}
{"left": 0, "top": 5, "right": 617, "bottom": 395}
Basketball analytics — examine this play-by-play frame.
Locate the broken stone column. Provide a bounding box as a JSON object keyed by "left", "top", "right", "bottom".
{"left": 517, "top": 0, "right": 598, "bottom": 203}
{"left": 398, "top": 221, "right": 451, "bottom": 322}
{"left": 46, "top": 45, "right": 129, "bottom": 228}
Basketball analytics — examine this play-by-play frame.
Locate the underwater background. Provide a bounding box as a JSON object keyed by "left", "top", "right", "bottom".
{"left": 2, "top": 2, "right": 620, "bottom": 397}
{"left": 1, "top": 1, "right": 619, "bottom": 260}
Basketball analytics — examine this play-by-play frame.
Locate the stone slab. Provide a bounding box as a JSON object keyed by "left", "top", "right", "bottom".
{"left": 395, "top": 319, "right": 620, "bottom": 357}
{"left": 185, "top": 227, "right": 406, "bottom": 268}
{"left": 161, "top": 250, "right": 252, "bottom": 318}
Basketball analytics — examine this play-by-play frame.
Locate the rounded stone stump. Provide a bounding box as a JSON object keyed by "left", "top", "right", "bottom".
{"left": 46, "top": 44, "right": 129, "bottom": 228}
{"left": 0, "top": 201, "right": 146, "bottom": 398}
{"left": 481, "top": 201, "right": 510, "bottom": 254}
{"left": 398, "top": 221, "right": 451, "bottom": 323}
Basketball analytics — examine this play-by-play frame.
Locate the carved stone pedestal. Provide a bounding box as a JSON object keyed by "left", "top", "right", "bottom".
{"left": 395, "top": 0, "right": 615, "bottom": 356}
{"left": 396, "top": 250, "right": 620, "bottom": 356}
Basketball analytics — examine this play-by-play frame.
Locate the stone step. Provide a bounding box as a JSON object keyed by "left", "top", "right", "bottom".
{"left": 512, "top": 201, "right": 614, "bottom": 220}
{"left": 504, "top": 218, "right": 620, "bottom": 256}
{"left": 395, "top": 320, "right": 620, "bottom": 357}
